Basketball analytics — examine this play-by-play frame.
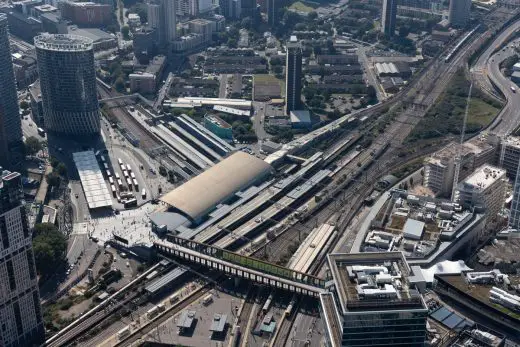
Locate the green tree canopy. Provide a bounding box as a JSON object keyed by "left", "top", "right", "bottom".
{"left": 20, "top": 100, "right": 29, "bottom": 110}
{"left": 25, "top": 136, "right": 43, "bottom": 156}
{"left": 33, "top": 223, "right": 67, "bottom": 277}
{"left": 121, "top": 25, "right": 130, "bottom": 40}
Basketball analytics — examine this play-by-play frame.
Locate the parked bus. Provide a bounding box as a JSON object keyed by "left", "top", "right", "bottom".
{"left": 117, "top": 179, "right": 123, "bottom": 189}
{"left": 126, "top": 178, "right": 133, "bottom": 190}
{"left": 124, "top": 198, "right": 137, "bottom": 208}
{"left": 103, "top": 163, "right": 109, "bottom": 170}
{"left": 126, "top": 164, "right": 132, "bottom": 172}
{"left": 37, "top": 127, "right": 45, "bottom": 137}
{"left": 117, "top": 158, "right": 123, "bottom": 165}
{"left": 123, "top": 170, "right": 129, "bottom": 178}
{"left": 100, "top": 155, "right": 106, "bottom": 163}
{"left": 141, "top": 189, "right": 146, "bottom": 199}
{"left": 109, "top": 177, "right": 114, "bottom": 184}
{"left": 111, "top": 185, "right": 117, "bottom": 197}
{"left": 132, "top": 178, "right": 138, "bottom": 190}
{"left": 130, "top": 172, "right": 136, "bottom": 179}
{"left": 106, "top": 170, "right": 112, "bottom": 177}
{"left": 115, "top": 172, "right": 120, "bottom": 179}
{"left": 202, "top": 294, "right": 213, "bottom": 306}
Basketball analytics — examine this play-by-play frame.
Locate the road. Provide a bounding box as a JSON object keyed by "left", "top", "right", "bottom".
{"left": 473, "top": 17, "right": 520, "bottom": 135}
{"left": 252, "top": 101, "right": 268, "bottom": 142}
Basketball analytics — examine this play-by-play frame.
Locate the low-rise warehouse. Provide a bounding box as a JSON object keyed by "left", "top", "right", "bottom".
{"left": 160, "top": 152, "right": 272, "bottom": 223}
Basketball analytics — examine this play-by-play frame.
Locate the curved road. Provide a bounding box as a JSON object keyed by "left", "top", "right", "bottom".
{"left": 473, "top": 18, "right": 520, "bottom": 135}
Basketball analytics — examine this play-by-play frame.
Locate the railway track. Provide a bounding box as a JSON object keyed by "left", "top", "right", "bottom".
{"left": 47, "top": 290, "right": 140, "bottom": 347}
{"left": 115, "top": 287, "right": 210, "bottom": 346}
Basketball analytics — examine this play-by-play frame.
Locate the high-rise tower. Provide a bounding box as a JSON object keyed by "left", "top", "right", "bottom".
{"left": 510, "top": 160, "right": 520, "bottom": 229}
{"left": 34, "top": 34, "right": 100, "bottom": 136}
{"left": 449, "top": 0, "right": 471, "bottom": 27}
{"left": 381, "top": 0, "right": 398, "bottom": 36}
{"left": 0, "top": 14, "right": 24, "bottom": 169}
{"left": 163, "top": 0, "right": 177, "bottom": 43}
{"left": 285, "top": 36, "right": 302, "bottom": 115}
{"left": 0, "top": 170, "right": 45, "bottom": 346}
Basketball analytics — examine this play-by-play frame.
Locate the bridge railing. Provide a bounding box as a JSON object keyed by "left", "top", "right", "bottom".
{"left": 162, "top": 235, "right": 326, "bottom": 288}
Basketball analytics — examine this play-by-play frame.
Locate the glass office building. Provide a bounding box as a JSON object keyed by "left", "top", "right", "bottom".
{"left": 35, "top": 34, "right": 100, "bottom": 136}
{"left": 0, "top": 14, "right": 24, "bottom": 168}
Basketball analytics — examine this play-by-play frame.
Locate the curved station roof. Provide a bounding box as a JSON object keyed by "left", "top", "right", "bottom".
{"left": 161, "top": 152, "right": 272, "bottom": 221}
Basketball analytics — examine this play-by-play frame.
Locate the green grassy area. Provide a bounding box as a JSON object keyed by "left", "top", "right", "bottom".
{"left": 406, "top": 69, "right": 502, "bottom": 143}
{"left": 467, "top": 98, "right": 500, "bottom": 127}
{"left": 289, "top": 0, "right": 317, "bottom": 12}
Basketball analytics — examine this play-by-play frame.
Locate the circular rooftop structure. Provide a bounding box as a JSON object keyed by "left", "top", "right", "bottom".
{"left": 34, "top": 34, "right": 93, "bottom": 52}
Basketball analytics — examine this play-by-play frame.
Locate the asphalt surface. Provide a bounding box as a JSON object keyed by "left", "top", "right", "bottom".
{"left": 473, "top": 17, "right": 520, "bottom": 135}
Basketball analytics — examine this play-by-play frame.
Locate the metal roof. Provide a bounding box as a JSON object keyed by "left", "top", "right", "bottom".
{"left": 403, "top": 219, "right": 425, "bottom": 240}
{"left": 72, "top": 151, "right": 112, "bottom": 209}
{"left": 177, "top": 310, "right": 196, "bottom": 329}
{"left": 145, "top": 268, "right": 186, "bottom": 294}
{"left": 160, "top": 152, "right": 272, "bottom": 221}
{"left": 209, "top": 313, "right": 227, "bottom": 332}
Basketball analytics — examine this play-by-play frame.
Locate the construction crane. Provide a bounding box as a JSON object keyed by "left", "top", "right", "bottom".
{"left": 451, "top": 82, "right": 473, "bottom": 202}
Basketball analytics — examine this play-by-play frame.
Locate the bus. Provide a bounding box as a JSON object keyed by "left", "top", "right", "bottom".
{"left": 141, "top": 189, "right": 146, "bottom": 199}
{"left": 123, "top": 170, "right": 129, "bottom": 178}
{"left": 103, "top": 163, "right": 109, "bottom": 170}
{"left": 130, "top": 172, "right": 136, "bottom": 179}
{"left": 117, "top": 179, "right": 123, "bottom": 189}
{"left": 109, "top": 177, "right": 114, "bottom": 184}
{"left": 126, "top": 164, "right": 132, "bottom": 172}
{"left": 124, "top": 198, "right": 137, "bottom": 208}
{"left": 118, "top": 158, "right": 123, "bottom": 165}
{"left": 100, "top": 155, "right": 106, "bottom": 163}
{"left": 126, "top": 178, "right": 133, "bottom": 190}
{"left": 132, "top": 178, "right": 138, "bottom": 190}
{"left": 37, "top": 127, "right": 45, "bottom": 137}
{"left": 202, "top": 294, "right": 213, "bottom": 306}
{"left": 111, "top": 185, "right": 117, "bottom": 197}
{"left": 106, "top": 170, "right": 112, "bottom": 177}
{"left": 115, "top": 172, "right": 120, "bottom": 179}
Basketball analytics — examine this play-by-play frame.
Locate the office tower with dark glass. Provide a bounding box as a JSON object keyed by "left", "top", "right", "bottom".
{"left": 163, "top": 0, "right": 177, "bottom": 43}
{"left": 510, "top": 161, "right": 520, "bottom": 229}
{"left": 34, "top": 34, "right": 100, "bottom": 136}
{"left": 0, "top": 171, "right": 44, "bottom": 347}
{"left": 381, "top": 0, "right": 398, "bottom": 36}
{"left": 448, "top": 0, "right": 471, "bottom": 27}
{"left": 0, "top": 14, "right": 24, "bottom": 169}
{"left": 285, "top": 36, "right": 302, "bottom": 115}
{"left": 321, "top": 252, "right": 428, "bottom": 346}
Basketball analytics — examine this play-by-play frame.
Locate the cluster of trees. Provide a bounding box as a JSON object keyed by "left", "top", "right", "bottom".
{"left": 408, "top": 69, "right": 501, "bottom": 142}
{"left": 32, "top": 223, "right": 67, "bottom": 278}
{"left": 46, "top": 157, "right": 67, "bottom": 187}
{"left": 25, "top": 136, "right": 43, "bottom": 156}
{"left": 217, "top": 113, "right": 257, "bottom": 143}
{"left": 500, "top": 54, "right": 519, "bottom": 77}
{"left": 108, "top": 62, "right": 127, "bottom": 92}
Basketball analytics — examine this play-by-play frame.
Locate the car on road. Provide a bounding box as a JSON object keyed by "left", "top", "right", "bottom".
{"left": 75, "top": 193, "right": 79, "bottom": 198}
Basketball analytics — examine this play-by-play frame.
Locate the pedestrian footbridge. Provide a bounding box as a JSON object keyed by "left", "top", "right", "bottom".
{"left": 153, "top": 236, "right": 326, "bottom": 297}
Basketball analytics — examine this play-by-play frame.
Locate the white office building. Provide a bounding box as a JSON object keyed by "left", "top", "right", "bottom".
{"left": 0, "top": 171, "right": 44, "bottom": 346}
{"left": 455, "top": 165, "right": 506, "bottom": 219}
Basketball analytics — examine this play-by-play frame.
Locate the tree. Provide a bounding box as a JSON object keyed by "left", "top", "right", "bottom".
{"left": 20, "top": 100, "right": 29, "bottom": 110}
{"left": 121, "top": 26, "right": 130, "bottom": 40}
{"left": 241, "top": 17, "right": 252, "bottom": 29}
{"left": 33, "top": 223, "right": 67, "bottom": 277}
{"left": 46, "top": 172, "right": 61, "bottom": 187}
{"left": 56, "top": 162, "right": 67, "bottom": 177}
{"left": 115, "top": 77, "right": 125, "bottom": 92}
{"left": 25, "top": 136, "right": 42, "bottom": 156}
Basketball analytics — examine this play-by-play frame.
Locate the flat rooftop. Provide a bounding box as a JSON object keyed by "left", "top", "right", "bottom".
{"left": 177, "top": 310, "right": 196, "bottom": 329}
{"left": 72, "top": 151, "right": 112, "bottom": 209}
{"left": 461, "top": 165, "right": 505, "bottom": 191}
{"left": 327, "top": 252, "right": 427, "bottom": 314}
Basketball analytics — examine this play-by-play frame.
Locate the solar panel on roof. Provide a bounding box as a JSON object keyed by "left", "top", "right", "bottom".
{"left": 430, "top": 307, "right": 452, "bottom": 322}
{"left": 442, "top": 313, "right": 464, "bottom": 329}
